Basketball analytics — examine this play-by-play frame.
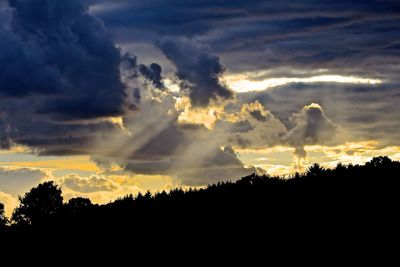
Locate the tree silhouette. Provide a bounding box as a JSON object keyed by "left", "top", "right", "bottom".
{"left": 0, "top": 203, "right": 7, "bottom": 227}
{"left": 366, "top": 156, "right": 392, "bottom": 168}
{"left": 12, "top": 181, "right": 63, "bottom": 226}
{"left": 307, "top": 163, "right": 325, "bottom": 177}
{"left": 65, "top": 197, "right": 92, "bottom": 213}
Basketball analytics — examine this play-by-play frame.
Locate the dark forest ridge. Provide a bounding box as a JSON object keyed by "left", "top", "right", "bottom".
{"left": 1, "top": 156, "right": 400, "bottom": 251}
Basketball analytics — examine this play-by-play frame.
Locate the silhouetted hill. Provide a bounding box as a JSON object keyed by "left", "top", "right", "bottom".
{"left": 1, "top": 156, "right": 400, "bottom": 255}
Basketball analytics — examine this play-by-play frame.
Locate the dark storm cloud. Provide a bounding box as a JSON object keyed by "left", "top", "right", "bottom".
{"left": 138, "top": 63, "right": 165, "bottom": 89}
{"left": 0, "top": 1, "right": 11, "bottom": 27}
{"left": 0, "top": 28, "right": 66, "bottom": 97}
{"left": 0, "top": 96, "right": 123, "bottom": 154}
{"left": 91, "top": 0, "right": 251, "bottom": 37}
{"left": 2, "top": 0, "right": 126, "bottom": 119}
{"left": 93, "top": 0, "right": 399, "bottom": 38}
{"left": 0, "top": 0, "right": 129, "bottom": 155}
{"left": 215, "top": 16, "right": 400, "bottom": 81}
{"left": 158, "top": 37, "right": 233, "bottom": 106}
{"left": 92, "top": 0, "right": 400, "bottom": 80}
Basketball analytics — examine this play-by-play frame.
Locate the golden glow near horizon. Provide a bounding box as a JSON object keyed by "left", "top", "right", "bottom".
{"left": 0, "top": 155, "right": 101, "bottom": 173}
{"left": 226, "top": 74, "right": 382, "bottom": 92}
{"left": 2, "top": 141, "right": 397, "bottom": 180}
{"left": 0, "top": 151, "right": 180, "bottom": 216}
{"left": 235, "top": 141, "right": 400, "bottom": 176}
{"left": 1, "top": 141, "right": 400, "bottom": 216}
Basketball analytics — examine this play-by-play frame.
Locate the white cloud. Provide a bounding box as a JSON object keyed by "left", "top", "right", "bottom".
{"left": 226, "top": 73, "right": 382, "bottom": 93}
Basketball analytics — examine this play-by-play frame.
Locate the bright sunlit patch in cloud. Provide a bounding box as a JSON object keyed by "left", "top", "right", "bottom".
{"left": 164, "top": 78, "right": 180, "bottom": 92}
{"left": 226, "top": 74, "right": 383, "bottom": 93}
{"left": 176, "top": 97, "right": 224, "bottom": 129}
{"left": 0, "top": 145, "right": 36, "bottom": 154}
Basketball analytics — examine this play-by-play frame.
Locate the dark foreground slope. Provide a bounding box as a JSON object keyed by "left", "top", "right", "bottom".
{"left": 1, "top": 156, "right": 400, "bottom": 254}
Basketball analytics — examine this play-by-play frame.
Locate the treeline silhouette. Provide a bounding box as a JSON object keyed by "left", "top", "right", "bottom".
{"left": 1, "top": 156, "right": 400, "bottom": 251}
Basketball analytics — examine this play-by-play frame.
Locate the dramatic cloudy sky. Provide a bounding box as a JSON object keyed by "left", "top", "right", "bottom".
{"left": 0, "top": 0, "right": 399, "bottom": 214}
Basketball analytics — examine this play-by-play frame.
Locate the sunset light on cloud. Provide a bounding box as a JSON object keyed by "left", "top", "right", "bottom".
{"left": 0, "top": 0, "right": 399, "bottom": 215}
{"left": 226, "top": 74, "right": 383, "bottom": 93}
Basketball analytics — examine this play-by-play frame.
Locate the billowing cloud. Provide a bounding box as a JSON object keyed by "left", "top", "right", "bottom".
{"left": 284, "top": 103, "right": 337, "bottom": 157}
{"left": 61, "top": 174, "right": 120, "bottom": 193}
{"left": 91, "top": 95, "right": 339, "bottom": 184}
{"left": 0, "top": 0, "right": 128, "bottom": 155}
{"left": 215, "top": 101, "right": 287, "bottom": 149}
{"left": 158, "top": 37, "right": 233, "bottom": 107}
{"left": 139, "top": 63, "right": 165, "bottom": 89}
{"left": 5, "top": 0, "right": 126, "bottom": 118}
{"left": 239, "top": 82, "right": 400, "bottom": 148}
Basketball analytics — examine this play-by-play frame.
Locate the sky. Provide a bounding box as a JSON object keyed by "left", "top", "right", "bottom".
{"left": 0, "top": 0, "right": 400, "bottom": 215}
